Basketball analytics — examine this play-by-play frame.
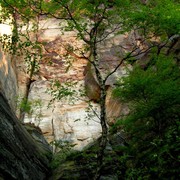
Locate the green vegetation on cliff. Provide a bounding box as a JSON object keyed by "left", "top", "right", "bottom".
{"left": 0, "top": 0, "right": 179, "bottom": 179}
{"left": 113, "top": 55, "right": 180, "bottom": 179}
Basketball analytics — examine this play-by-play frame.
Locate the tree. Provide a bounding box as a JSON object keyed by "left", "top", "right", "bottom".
{"left": 0, "top": 0, "right": 136, "bottom": 179}
{"left": 112, "top": 1, "right": 180, "bottom": 178}
{"left": 0, "top": 0, "right": 43, "bottom": 121}
{"left": 40, "top": 1, "right": 180, "bottom": 178}
{"left": 40, "top": 1, "right": 147, "bottom": 179}
{"left": 113, "top": 55, "right": 180, "bottom": 179}
{"left": 0, "top": 0, "right": 179, "bottom": 179}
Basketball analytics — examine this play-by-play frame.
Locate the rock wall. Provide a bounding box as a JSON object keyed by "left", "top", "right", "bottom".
{"left": 0, "top": 24, "right": 52, "bottom": 179}
{"left": 0, "top": 46, "right": 17, "bottom": 111}
{"left": 0, "top": 91, "right": 51, "bottom": 180}
{"left": 0, "top": 24, "right": 130, "bottom": 176}
{"left": 17, "top": 18, "right": 134, "bottom": 150}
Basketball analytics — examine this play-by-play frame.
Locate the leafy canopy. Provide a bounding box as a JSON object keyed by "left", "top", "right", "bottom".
{"left": 113, "top": 55, "right": 180, "bottom": 179}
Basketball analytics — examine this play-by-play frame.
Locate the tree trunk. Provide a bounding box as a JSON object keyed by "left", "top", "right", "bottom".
{"left": 19, "top": 59, "right": 36, "bottom": 121}
{"left": 93, "top": 84, "right": 108, "bottom": 180}
{"left": 90, "top": 43, "right": 108, "bottom": 179}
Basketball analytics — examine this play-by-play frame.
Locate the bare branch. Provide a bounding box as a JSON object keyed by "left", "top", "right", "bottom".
{"left": 97, "top": 23, "right": 122, "bottom": 43}
{"left": 104, "top": 45, "right": 154, "bottom": 83}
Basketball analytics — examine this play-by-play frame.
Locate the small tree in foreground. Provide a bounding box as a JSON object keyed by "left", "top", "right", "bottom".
{"left": 41, "top": 0, "right": 180, "bottom": 178}
{"left": 41, "top": 1, "right": 153, "bottom": 178}
{"left": 0, "top": 0, "right": 179, "bottom": 179}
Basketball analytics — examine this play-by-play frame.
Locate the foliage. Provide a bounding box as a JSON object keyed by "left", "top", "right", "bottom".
{"left": 18, "top": 98, "right": 33, "bottom": 114}
{"left": 0, "top": 0, "right": 179, "bottom": 179}
{"left": 50, "top": 140, "right": 77, "bottom": 169}
{"left": 16, "top": 96, "right": 43, "bottom": 117}
{"left": 57, "top": 140, "right": 122, "bottom": 179}
{"left": 46, "top": 80, "right": 78, "bottom": 107}
{"left": 44, "top": 0, "right": 131, "bottom": 39}
{"left": 0, "top": 0, "right": 43, "bottom": 122}
{"left": 113, "top": 56, "right": 180, "bottom": 179}
{"left": 125, "top": 0, "right": 180, "bottom": 36}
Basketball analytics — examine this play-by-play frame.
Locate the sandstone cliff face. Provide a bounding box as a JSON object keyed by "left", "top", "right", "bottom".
{"left": 15, "top": 18, "right": 134, "bottom": 150}
{"left": 0, "top": 16, "right": 133, "bottom": 179}
{"left": 16, "top": 18, "right": 100, "bottom": 150}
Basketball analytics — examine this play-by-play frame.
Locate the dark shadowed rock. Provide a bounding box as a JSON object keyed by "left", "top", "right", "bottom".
{"left": 0, "top": 92, "right": 51, "bottom": 180}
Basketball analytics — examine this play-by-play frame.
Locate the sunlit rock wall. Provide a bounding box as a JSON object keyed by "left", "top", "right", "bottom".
{"left": 0, "top": 23, "right": 51, "bottom": 179}
{"left": 0, "top": 23, "right": 18, "bottom": 111}
{"left": 18, "top": 18, "right": 133, "bottom": 150}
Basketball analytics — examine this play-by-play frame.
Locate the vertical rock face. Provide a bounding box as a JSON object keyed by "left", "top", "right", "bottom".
{"left": 0, "top": 46, "right": 18, "bottom": 111}
{"left": 0, "top": 92, "right": 51, "bottom": 180}
{"left": 16, "top": 18, "right": 102, "bottom": 150}
{"left": 17, "top": 18, "right": 134, "bottom": 150}
{"left": 0, "top": 44, "right": 51, "bottom": 179}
